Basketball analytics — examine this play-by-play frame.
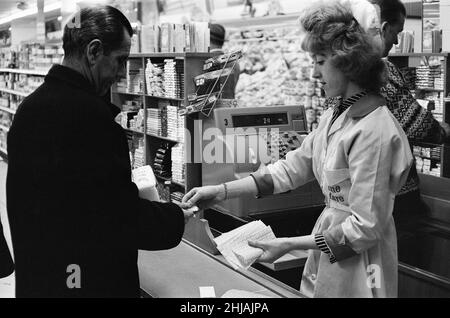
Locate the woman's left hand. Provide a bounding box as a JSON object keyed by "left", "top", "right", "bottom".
{"left": 248, "top": 238, "right": 291, "bottom": 263}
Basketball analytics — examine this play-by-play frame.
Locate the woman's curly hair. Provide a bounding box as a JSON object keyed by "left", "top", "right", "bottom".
{"left": 299, "top": 0, "right": 386, "bottom": 93}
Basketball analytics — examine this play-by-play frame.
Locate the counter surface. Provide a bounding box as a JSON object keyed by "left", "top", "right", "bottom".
{"left": 138, "top": 239, "right": 305, "bottom": 298}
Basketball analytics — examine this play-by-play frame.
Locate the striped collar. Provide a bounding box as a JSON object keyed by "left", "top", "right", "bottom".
{"left": 338, "top": 91, "right": 367, "bottom": 114}
{"left": 347, "top": 93, "right": 386, "bottom": 118}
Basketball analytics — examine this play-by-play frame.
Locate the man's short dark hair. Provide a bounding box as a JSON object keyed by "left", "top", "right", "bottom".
{"left": 371, "top": 0, "right": 406, "bottom": 25}
{"left": 210, "top": 23, "right": 226, "bottom": 48}
{"left": 63, "top": 5, "right": 133, "bottom": 58}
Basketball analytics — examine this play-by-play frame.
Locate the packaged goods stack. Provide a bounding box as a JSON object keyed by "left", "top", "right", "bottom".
{"left": 126, "top": 60, "right": 145, "bottom": 94}
{"left": 153, "top": 143, "right": 172, "bottom": 179}
{"left": 146, "top": 108, "right": 164, "bottom": 136}
{"left": 414, "top": 145, "right": 441, "bottom": 176}
{"left": 177, "top": 109, "right": 185, "bottom": 143}
{"left": 163, "top": 59, "right": 184, "bottom": 99}
{"left": 145, "top": 59, "right": 165, "bottom": 97}
{"left": 0, "top": 47, "right": 15, "bottom": 68}
{"left": 423, "top": 91, "right": 444, "bottom": 122}
{"left": 415, "top": 59, "right": 445, "bottom": 122}
{"left": 140, "top": 22, "right": 210, "bottom": 53}
{"left": 133, "top": 142, "right": 145, "bottom": 169}
{"left": 118, "top": 100, "right": 143, "bottom": 131}
{"left": 171, "top": 143, "right": 185, "bottom": 185}
{"left": 128, "top": 137, "right": 145, "bottom": 170}
{"left": 129, "top": 109, "right": 145, "bottom": 132}
{"left": 416, "top": 64, "right": 442, "bottom": 89}
{"left": 394, "top": 31, "right": 415, "bottom": 53}
{"left": 15, "top": 43, "right": 63, "bottom": 71}
{"left": 8, "top": 95, "right": 24, "bottom": 111}
{"left": 10, "top": 74, "right": 44, "bottom": 94}
{"left": 166, "top": 105, "right": 179, "bottom": 140}
{"left": 30, "top": 44, "right": 63, "bottom": 70}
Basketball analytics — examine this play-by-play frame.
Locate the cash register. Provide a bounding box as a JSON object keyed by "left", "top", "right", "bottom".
{"left": 201, "top": 105, "right": 324, "bottom": 218}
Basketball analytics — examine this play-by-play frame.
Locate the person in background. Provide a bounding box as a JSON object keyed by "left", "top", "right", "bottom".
{"left": 210, "top": 23, "right": 240, "bottom": 93}
{"left": 210, "top": 23, "right": 227, "bottom": 53}
{"left": 182, "top": 0, "right": 413, "bottom": 297}
{"left": 361, "top": 0, "right": 449, "bottom": 229}
{"left": 6, "top": 6, "right": 194, "bottom": 298}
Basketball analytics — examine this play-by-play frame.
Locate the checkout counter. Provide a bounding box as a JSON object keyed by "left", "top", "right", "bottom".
{"left": 138, "top": 105, "right": 313, "bottom": 298}
{"left": 137, "top": 105, "right": 450, "bottom": 298}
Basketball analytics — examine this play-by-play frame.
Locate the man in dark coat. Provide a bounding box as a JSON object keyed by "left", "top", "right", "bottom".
{"left": 6, "top": 6, "right": 191, "bottom": 298}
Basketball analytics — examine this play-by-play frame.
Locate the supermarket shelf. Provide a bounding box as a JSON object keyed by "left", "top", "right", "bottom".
{"left": 144, "top": 94, "right": 184, "bottom": 102}
{"left": 0, "top": 87, "right": 29, "bottom": 97}
{"left": 414, "top": 154, "right": 441, "bottom": 161}
{"left": 129, "top": 52, "right": 213, "bottom": 59}
{"left": 0, "top": 68, "right": 49, "bottom": 76}
{"left": 155, "top": 174, "right": 185, "bottom": 188}
{"left": 416, "top": 87, "right": 444, "bottom": 92}
{"left": 112, "top": 90, "right": 184, "bottom": 102}
{"left": 112, "top": 90, "right": 143, "bottom": 97}
{"left": 215, "top": 13, "right": 301, "bottom": 29}
{"left": 0, "top": 124, "right": 10, "bottom": 132}
{"left": 0, "top": 105, "right": 16, "bottom": 114}
{"left": 388, "top": 53, "right": 449, "bottom": 57}
{"left": 123, "top": 128, "right": 144, "bottom": 135}
{"left": 146, "top": 133, "right": 179, "bottom": 143}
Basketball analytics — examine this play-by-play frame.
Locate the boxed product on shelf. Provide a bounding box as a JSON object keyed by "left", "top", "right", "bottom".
{"left": 15, "top": 42, "right": 63, "bottom": 71}
{"left": 0, "top": 47, "right": 15, "bottom": 68}
{"left": 163, "top": 59, "right": 184, "bottom": 99}
{"left": 145, "top": 59, "right": 165, "bottom": 96}
{"left": 153, "top": 142, "right": 172, "bottom": 179}
{"left": 126, "top": 59, "right": 145, "bottom": 94}
{"left": 171, "top": 143, "right": 185, "bottom": 185}
{"left": 141, "top": 22, "right": 210, "bottom": 53}
{"left": 144, "top": 58, "right": 184, "bottom": 99}
{"left": 128, "top": 136, "right": 145, "bottom": 170}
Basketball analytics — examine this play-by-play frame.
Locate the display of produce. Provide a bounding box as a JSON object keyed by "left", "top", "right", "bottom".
{"left": 223, "top": 26, "right": 325, "bottom": 131}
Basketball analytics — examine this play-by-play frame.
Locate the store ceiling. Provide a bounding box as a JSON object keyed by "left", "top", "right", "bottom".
{"left": 0, "top": 1, "right": 37, "bottom": 20}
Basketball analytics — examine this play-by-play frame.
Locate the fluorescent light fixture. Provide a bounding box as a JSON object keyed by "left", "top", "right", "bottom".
{"left": 0, "top": 0, "right": 117, "bottom": 26}
{"left": 0, "top": 1, "right": 63, "bottom": 26}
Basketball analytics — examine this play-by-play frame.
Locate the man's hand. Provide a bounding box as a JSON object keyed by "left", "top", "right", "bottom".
{"left": 181, "top": 185, "right": 226, "bottom": 210}
{"left": 172, "top": 201, "right": 199, "bottom": 224}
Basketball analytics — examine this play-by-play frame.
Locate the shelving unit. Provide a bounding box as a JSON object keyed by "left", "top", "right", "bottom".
{"left": 388, "top": 52, "right": 450, "bottom": 178}
{"left": 0, "top": 67, "right": 49, "bottom": 159}
{"left": 112, "top": 52, "right": 215, "bottom": 201}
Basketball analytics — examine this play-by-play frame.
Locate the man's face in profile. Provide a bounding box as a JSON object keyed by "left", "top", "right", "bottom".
{"left": 93, "top": 27, "right": 131, "bottom": 96}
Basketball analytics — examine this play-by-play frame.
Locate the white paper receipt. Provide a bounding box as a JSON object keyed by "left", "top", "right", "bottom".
{"left": 213, "top": 221, "right": 276, "bottom": 270}
{"left": 199, "top": 286, "right": 216, "bottom": 298}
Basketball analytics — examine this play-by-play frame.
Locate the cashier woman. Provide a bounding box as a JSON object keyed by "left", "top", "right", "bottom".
{"left": 182, "top": 0, "right": 413, "bottom": 298}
